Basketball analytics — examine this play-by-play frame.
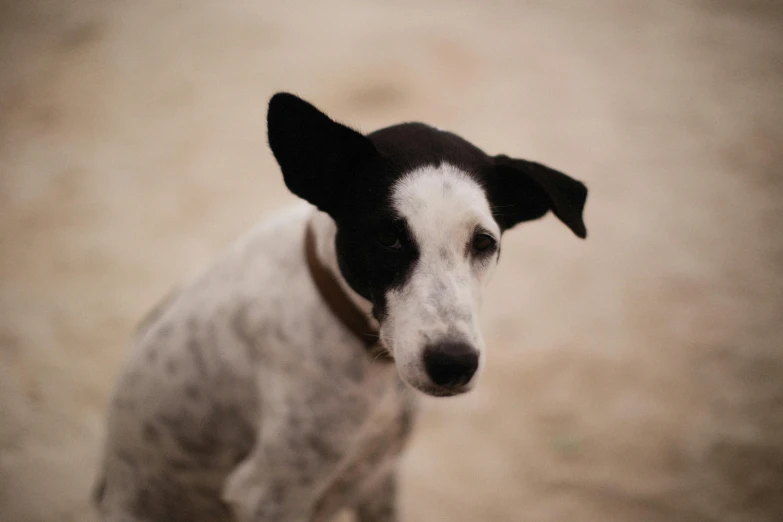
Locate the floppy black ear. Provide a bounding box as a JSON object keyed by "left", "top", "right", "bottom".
{"left": 491, "top": 155, "right": 588, "bottom": 238}
{"left": 267, "top": 92, "right": 378, "bottom": 215}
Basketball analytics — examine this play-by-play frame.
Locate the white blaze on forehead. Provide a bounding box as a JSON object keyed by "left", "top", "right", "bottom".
{"left": 382, "top": 163, "right": 497, "bottom": 392}
{"left": 387, "top": 162, "right": 497, "bottom": 340}
{"left": 391, "top": 163, "right": 499, "bottom": 247}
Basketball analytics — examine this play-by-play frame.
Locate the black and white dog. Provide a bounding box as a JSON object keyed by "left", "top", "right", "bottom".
{"left": 94, "top": 93, "right": 587, "bottom": 522}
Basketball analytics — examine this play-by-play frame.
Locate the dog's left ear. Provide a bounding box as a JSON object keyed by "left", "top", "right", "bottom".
{"left": 490, "top": 155, "right": 588, "bottom": 238}
{"left": 267, "top": 92, "right": 378, "bottom": 216}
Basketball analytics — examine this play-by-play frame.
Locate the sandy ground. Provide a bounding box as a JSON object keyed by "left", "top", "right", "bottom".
{"left": 1, "top": 0, "right": 783, "bottom": 521}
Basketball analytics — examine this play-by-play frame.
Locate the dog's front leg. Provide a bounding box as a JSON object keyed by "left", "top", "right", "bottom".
{"left": 355, "top": 471, "right": 398, "bottom": 522}
{"left": 222, "top": 446, "right": 317, "bottom": 522}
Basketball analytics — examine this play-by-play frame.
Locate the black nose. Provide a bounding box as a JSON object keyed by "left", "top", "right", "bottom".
{"left": 423, "top": 342, "right": 479, "bottom": 388}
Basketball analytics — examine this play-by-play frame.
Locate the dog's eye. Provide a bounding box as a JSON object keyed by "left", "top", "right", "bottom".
{"left": 377, "top": 230, "right": 402, "bottom": 250}
{"left": 472, "top": 233, "right": 496, "bottom": 253}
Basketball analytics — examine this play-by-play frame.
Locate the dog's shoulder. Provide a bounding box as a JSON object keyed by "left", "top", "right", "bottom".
{"left": 115, "top": 202, "right": 319, "bottom": 401}
{"left": 100, "top": 204, "right": 318, "bottom": 484}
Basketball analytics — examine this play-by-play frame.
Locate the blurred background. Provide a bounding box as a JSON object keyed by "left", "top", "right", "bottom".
{"left": 1, "top": 0, "right": 782, "bottom": 521}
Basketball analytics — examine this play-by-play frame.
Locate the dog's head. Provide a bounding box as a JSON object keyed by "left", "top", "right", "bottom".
{"left": 268, "top": 93, "right": 587, "bottom": 397}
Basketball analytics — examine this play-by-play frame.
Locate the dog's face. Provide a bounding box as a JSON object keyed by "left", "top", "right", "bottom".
{"left": 268, "top": 93, "right": 587, "bottom": 397}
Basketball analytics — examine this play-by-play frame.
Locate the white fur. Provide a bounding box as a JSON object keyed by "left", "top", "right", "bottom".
{"left": 382, "top": 163, "right": 500, "bottom": 395}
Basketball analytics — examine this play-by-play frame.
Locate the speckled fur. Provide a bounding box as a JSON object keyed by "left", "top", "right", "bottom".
{"left": 94, "top": 203, "right": 417, "bottom": 522}
{"left": 95, "top": 91, "right": 587, "bottom": 521}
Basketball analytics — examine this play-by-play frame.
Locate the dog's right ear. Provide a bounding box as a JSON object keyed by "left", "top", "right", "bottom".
{"left": 267, "top": 93, "right": 378, "bottom": 215}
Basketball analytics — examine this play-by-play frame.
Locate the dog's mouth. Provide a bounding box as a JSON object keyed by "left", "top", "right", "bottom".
{"left": 396, "top": 370, "right": 477, "bottom": 397}
{"left": 412, "top": 381, "right": 475, "bottom": 397}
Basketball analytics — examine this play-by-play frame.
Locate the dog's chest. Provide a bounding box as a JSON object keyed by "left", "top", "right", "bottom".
{"left": 305, "top": 375, "right": 416, "bottom": 519}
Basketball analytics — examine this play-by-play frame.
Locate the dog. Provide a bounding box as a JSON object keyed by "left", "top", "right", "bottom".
{"left": 93, "top": 92, "right": 588, "bottom": 522}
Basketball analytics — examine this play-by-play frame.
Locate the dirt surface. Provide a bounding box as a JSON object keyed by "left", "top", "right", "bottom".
{"left": 2, "top": 1, "right": 783, "bottom": 521}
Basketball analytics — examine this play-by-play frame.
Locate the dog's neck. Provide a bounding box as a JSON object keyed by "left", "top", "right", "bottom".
{"left": 308, "top": 209, "right": 379, "bottom": 330}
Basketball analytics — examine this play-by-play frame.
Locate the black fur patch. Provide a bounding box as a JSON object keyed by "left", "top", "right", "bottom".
{"left": 267, "top": 93, "right": 588, "bottom": 320}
